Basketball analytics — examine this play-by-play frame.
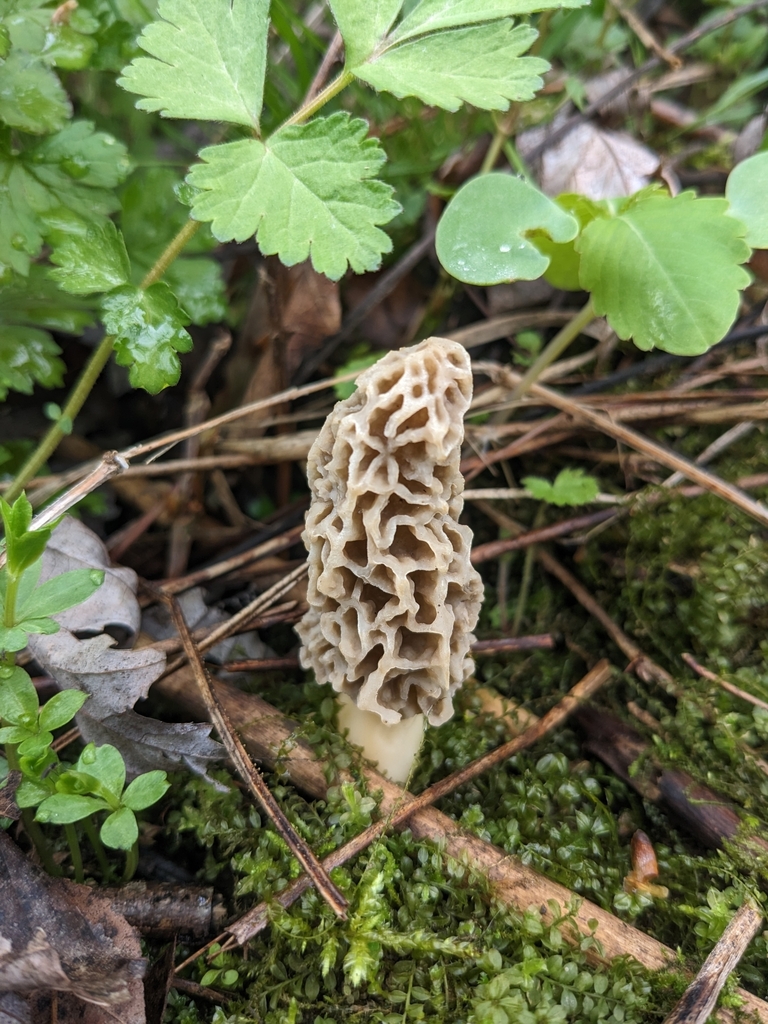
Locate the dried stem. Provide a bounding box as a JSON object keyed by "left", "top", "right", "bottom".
{"left": 166, "top": 594, "right": 348, "bottom": 920}
{"left": 663, "top": 901, "right": 763, "bottom": 1024}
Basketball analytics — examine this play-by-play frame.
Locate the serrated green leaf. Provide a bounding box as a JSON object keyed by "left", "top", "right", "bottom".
{"left": 328, "top": 0, "right": 402, "bottom": 64}
{"left": 118, "top": 0, "right": 270, "bottom": 128}
{"left": 36, "top": 793, "right": 107, "bottom": 823}
{"left": 0, "top": 266, "right": 95, "bottom": 333}
{"left": 390, "top": 0, "right": 586, "bottom": 44}
{"left": 18, "top": 567, "right": 104, "bottom": 619}
{"left": 39, "top": 689, "right": 88, "bottom": 732}
{"left": 122, "top": 770, "right": 169, "bottom": 811}
{"left": 75, "top": 743, "right": 125, "bottom": 799}
{"left": 532, "top": 193, "right": 608, "bottom": 291}
{"left": 0, "top": 49, "right": 71, "bottom": 133}
{"left": 523, "top": 468, "right": 600, "bottom": 506}
{"left": 101, "top": 282, "right": 192, "bottom": 393}
{"left": 354, "top": 21, "right": 546, "bottom": 111}
{"left": 0, "top": 666, "right": 38, "bottom": 725}
{"left": 578, "top": 191, "right": 751, "bottom": 355}
{"left": 0, "top": 328, "right": 64, "bottom": 399}
{"left": 100, "top": 805, "right": 138, "bottom": 849}
{"left": 436, "top": 173, "right": 577, "bottom": 284}
{"left": 44, "top": 210, "right": 131, "bottom": 294}
{"left": 726, "top": 152, "right": 768, "bottom": 249}
{"left": 0, "top": 121, "right": 131, "bottom": 276}
{"left": 188, "top": 112, "right": 400, "bottom": 279}
{"left": 165, "top": 258, "right": 226, "bottom": 324}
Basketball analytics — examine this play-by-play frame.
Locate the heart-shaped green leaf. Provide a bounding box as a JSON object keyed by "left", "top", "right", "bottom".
{"left": 726, "top": 152, "right": 768, "bottom": 249}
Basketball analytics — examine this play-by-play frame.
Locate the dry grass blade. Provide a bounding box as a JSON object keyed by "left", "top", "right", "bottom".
{"left": 166, "top": 594, "right": 348, "bottom": 920}
{"left": 209, "top": 660, "right": 613, "bottom": 949}
{"left": 663, "top": 901, "right": 763, "bottom": 1024}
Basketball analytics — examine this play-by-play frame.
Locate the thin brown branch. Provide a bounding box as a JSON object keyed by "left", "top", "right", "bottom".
{"left": 302, "top": 29, "right": 343, "bottom": 103}
{"left": 166, "top": 594, "right": 348, "bottom": 920}
{"left": 683, "top": 653, "right": 768, "bottom": 713}
{"left": 663, "top": 901, "right": 763, "bottom": 1024}
{"left": 471, "top": 634, "right": 557, "bottom": 654}
{"left": 189, "top": 661, "right": 614, "bottom": 950}
{"left": 607, "top": 0, "right": 681, "bottom": 66}
{"left": 474, "top": 363, "right": 768, "bottom": 529}
{"left": 470, "top": 509, "right": 616, "bottom": 564}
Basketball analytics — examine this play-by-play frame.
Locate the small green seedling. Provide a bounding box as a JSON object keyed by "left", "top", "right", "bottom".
{"left": 0, "top": 493, "right": 169, "bottom": 878}
{"left": 523, "top": 468, "right": 600, "bottom": 506}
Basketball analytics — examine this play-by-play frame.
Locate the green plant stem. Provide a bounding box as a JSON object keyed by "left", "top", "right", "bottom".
{"left": 83, "top": 815, "right": 111, "bottom": 880}
{"left": 284, "top": 69, "right": 354, "bottom": 126}
{"left": 512, "top": 508, "right": 544, "bottom": 636}
{"left": 480, "top": 110, "right": 518, "bottom": 175}
{"left": 6, "top": 220, "right": 203, "bottom": 503}
{"left": 65, "top": 822, "right": 83, "bottom": 883}
{"left": 4, "top": 745, "right": 61, "bottom": 875}
{"left": 509, "top": 298, "right": 596, "bottom": 402}
{"left": 123, "top": 839, "right": 139, "bottom": 882}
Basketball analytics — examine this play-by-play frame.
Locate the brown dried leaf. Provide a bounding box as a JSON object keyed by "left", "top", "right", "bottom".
{"left": 0, "top": 833, "right": 144, "bottom": 1016}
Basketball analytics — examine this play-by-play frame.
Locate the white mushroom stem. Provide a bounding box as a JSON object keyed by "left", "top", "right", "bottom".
{"left": 337, "top": 694, "right": 424, "bottom": 784}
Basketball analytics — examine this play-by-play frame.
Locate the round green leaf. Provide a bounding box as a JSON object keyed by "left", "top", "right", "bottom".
{"left": 36, "top": 793, "right": 107, "bottom": 824}
{"left": 121, "top": 770, "right": 170, "bottom": 812}
{"left": 531, "top": 194, "right": 608, "bottom": 291}
{"left": 436, "top": 173, "right": 578, "bottom": 285}
{"left": 578, "top": 191, "right": 751, "bottom": 355}
{"left": 0, "top": 667, "right": 39, "bottom": 725}
{"left": 75, "top": 743, "right": 126, "bottom": 800}
{"left": 100, "top": 806, "right": 138, "bottom": 850}
{"left": 39, "top": 690, "right": 88, "bottom": 732}
{"left": 726, "top": 152, "right": 768, "bottom": 249}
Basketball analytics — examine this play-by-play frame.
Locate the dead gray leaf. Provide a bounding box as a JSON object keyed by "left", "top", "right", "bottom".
{"left": 40, "top": 519, "right": 140, "bottom": 638}
{"left": 78, "top": 711, "right": 222, "bottom": 781}
{"left": 27, "top": 631, "right": 165, "bottom": 721}
{"left": 0, "top": 832, "right": 144, "bottom": 1014}
{"left": 538, "top": 122, "right": 659, "bottom": 199}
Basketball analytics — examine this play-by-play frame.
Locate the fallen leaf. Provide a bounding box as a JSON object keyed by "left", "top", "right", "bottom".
{"left": 40, "top": 518, "right": 140, "bottom": 638}
{"left": 0, "top": 832, "right": 145, "bottom": 1017}
{"left": 538, "top": 122, "right": 659, "bottom": 199}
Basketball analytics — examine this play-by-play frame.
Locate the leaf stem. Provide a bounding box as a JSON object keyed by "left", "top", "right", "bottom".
{"left": 123, "top": 839, "right": 139, "bottom": 882}
{"left": 7, "top": 741, "right": 61, "bottom": 875}
{"left": 509, "top": 298, "right": 596, "bottom": 401}
{"left": 6, "top": 219, "right": 202, "bottom": 503}
{"left": 284, "top": 69, "right": 354, "bottom": 126}
{"left": 480, "top": 110, "right": 519, "bottom": 175}
{"left": 83, "top": 814, "right": 112, "bottom": 880}
{"left": 65, "top": 822, "right": 84, "bottom": 883}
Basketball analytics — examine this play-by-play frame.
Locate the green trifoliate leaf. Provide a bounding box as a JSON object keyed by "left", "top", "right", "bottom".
{"left": 0, "top": 49, "right": 71, "bottom": 133}
{"left": 726, "top": 152, "right": 768, "bottom": 249}
{"left": 187, "top": 112, "right": 400, "bottom": 280}
{"left": 436, "top": 173, "right": 578, "bottom": 285}
{"left": 122, "top": 770, "right": 169, "bottom": 811}
{"left": 39, "top": 689, "right": 88, "bottom": 732}
{"left": 578, "top": 190, "right": 751, "bottom": 355}
{"left": 18, "top": 568, "right": 104, "bottom": 619}
{"left": 353, "top": 21, "right": 546, "bottom": 111}
{"left": 44, "top": 210, "right": 131, "bottom": 295}
{"left": 523, "top": 468, "right": 600, "bottom": 506}
{"left": 118, "top": 0, "right": 270, "bottom": 128}
{"left": 76, "top": 743, "right": 126, "bottom": 800}
{"left": 101, "top": 283, "right": 192, "bottom": 393}
{"left": 100, "top": 805, "right": 138, "bottom": 849}
{"left": 0, "top": 121, "right": 131, "bottom": 276}
{"left": 390, "top": 0, "right": 586, "bottom": 44}
{"left": 0, "top": 666, "right": 39, "bottom": 726}
{"left": 0, "top": 328, "right": 64, "bottom": 400}
{"left": 36, "top": 793, "right": 108, "bottom": 824}
{"left": 328, "top": 0, "right": 402, "bottom": 64}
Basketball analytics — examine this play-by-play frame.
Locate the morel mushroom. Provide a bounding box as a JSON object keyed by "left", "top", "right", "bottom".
{"left": 297, "top": 337, "right": 483, "bottom": 782}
